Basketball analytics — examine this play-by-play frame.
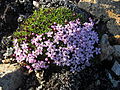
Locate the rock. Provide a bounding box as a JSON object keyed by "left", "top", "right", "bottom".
{"left": 78, "top": 0, "right": 120, "bottom": 35}
{"left": 0, "top": 87, "right": 2, "bottom": 90}
{"left": 107, "top": 19, "right": 120, "bottom": 35}
{"left": 39, "top": 0, "right": 66, "bottom": 7}
{"left": 35, "top": 71, "right": 45, "bottom": 89}
{"left": 0, "top": 50, "right": 6, "bottom": 62}
{"left": 1, "top": 35, "right": 12, "bottom": 48}
{"left": 111, "top": 61, "right": 120, "bottom": 76}
{"left": 28, "top": 87, "right": 35, "bottom": 90}
{"left": 19, "top": 0, "right": 28, "bottom": 4}
{"left": 35, "top": 71, "right": 44, "bottom": 79}
{"left": 40, "top": 69, "right": 71, "bottom": 90}
{"left": 46, "top": 3, "right": 51, "bottom": 7}
{"left": 114, "top": 35, "right": 120, "bottom": 44}
{"left": 0, "top": 64, "right": 25, "bottom": 90}
{"left": 33, "top": 1, "right": 40, "bottom": 8}
{"left": 39, "top": 0, "right": 47, "bottom": 5}
{"left": 100, "top": 34, "right": 114, "bottom": 61}
{"left": 36, "top": 85, "right": 43, "bottom": 90}
{"left": 18, "top": 72, "right": 39, "bottom": 90}
{"left": 2, "top": 4, "right": 18, "bottom": 29}
{"left": 113, "top": 45, "right": 120, "bottom": 57}
{"left": 0, "top": 0, "right": 34, "bottom": 40}
{"left": 108, "top": 72, "right": 120, "bottom": 87}
{"left": 17, "top": 14, "right": 26, "bottom": 23}
{"left": 3, "top": 47, "right": 13, "bottom": 59}
{"left": 2, "top": 59, "right": 11, "bottom": 64}
{"left": 0, "top": 54, "right": 2, "bottom": 62}
{"left": 96, "top": 80, "right": 100, "bottom": 86}
{"left": 0, "top": 36, "right": 13, "bottom": 61}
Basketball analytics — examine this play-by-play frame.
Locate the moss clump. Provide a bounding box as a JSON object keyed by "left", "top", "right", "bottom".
{"left": 14, "top": 7, "right": 85, "bottom": 42}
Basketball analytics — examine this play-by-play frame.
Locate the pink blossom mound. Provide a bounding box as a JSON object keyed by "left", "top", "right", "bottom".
{"left": 13, "top": 19, "right": 100, "bottom": 72}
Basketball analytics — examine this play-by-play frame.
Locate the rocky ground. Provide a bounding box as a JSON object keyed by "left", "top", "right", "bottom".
{"left": 0, "top": 0, "right": 120, "bottom": 90}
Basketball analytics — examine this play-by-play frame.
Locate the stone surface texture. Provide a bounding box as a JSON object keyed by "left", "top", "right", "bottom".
{"left": 100, "top": 34, "right": 114, "bottom": 61}
{"left": 78, "top": 0, "right": 120, "bottom": 35}
{"left": 113, "top": 45, "right": 120, "bottom": 57}
{"left": 112, "top": 61, "right": 120, "bottom": 76}
{"left": 0, "top": 64, "right": 24, "bottom": 90}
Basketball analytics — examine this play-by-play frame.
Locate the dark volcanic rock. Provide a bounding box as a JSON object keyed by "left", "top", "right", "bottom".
{"left": 2, "top": 4, "right": 18, "bottom": 31}
{"left": 0, "top": 0, "right": 34, "bottom": 41}
{"left": 0, "top": 64, "right": 25, "bottom": 90}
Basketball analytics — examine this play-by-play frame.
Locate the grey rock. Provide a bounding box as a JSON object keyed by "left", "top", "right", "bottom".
{"left": 0, "top": 87, "right": 2, "bottom": 90}
{"left": 23, "top": 1, "right": 33, "bottom": 14}
{"left": 19, "top": 0, "right": 30, "bottom": 4}
{"left": 19, "top": 0, "right": 26, "bottom": 4}
{"left": 36, "top": 85, "right": 42, "bottom": 90}
{"left": 40, "top": 0, "right": 52, "bottom": 4}
{"left": 77, "top": 0, "right": 120, "bottom": 35}
{"left": 33, "top": 1, "right": 40, "bottom": 8}
{"left": 0, "top": 87, "right": 3, "bottom": 90}
{"left": 36, "top": 69, "right": 71, "bottom": 90}
{"left": 18, "top": 88, "right": 22, "bottom": 90}
{"left": 28, "top": 87, "right": 35, "bottom": 90}
{"left": 3, "top": 47, "right": 13, "bottom": 59}
{"left": 1, "top": 35, "right": 12, "bottom": 48}
{"left": 2, "top": 4, "right": 17, "bottom": 28}
{"left": 46, "top": 0, "right": 52, "bottom": 2}
{"left": 112, "top": 61, "right": 120, "bottom": 76}
{"left": 107, "top": 19, "right": 120, "bottom": 35}
{"left": 0, "top": 64, "right": 24, "bottom": 90}
{"left": 100, "top": 34, "right": 114, "bottom": 61}
{"left": 39, "top": 0, "right": 51, "bottom": 5}
{"left": 0, "top": 53, "right": 2, "bottom": 62}
{"left": 17, "top": 15, "right": 26, "bottom": 23}
{"left": 96, "top": 80, "right": 100, "bottom": 86}
{"left": 0, "top": 1, "right": 19, "bottom": 43}
{"left": 107, "top": 56, "right": 113, "bottom": 61}
{"left": 113, "top": 45, "right": 120, "bottom": 57}
{"left": 0, "top": 49, "right": 6, "bottom": 62}
{"left": 108, "top": 72, "right": 120, "bottom": 87}
{"left": 46, "top": 3, "right": 51, "bottom": 7}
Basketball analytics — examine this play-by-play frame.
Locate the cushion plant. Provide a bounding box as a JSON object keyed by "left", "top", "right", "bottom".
{"left": 13, "top": 7, "right": 100, "bottom": 72}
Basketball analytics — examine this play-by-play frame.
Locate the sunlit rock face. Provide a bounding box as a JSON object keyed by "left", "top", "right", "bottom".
{"left": 79, "top": 0, "right": 97, "bottom": 3}
{"left": 78, "top": 0, "right": 120, "bottom": 35}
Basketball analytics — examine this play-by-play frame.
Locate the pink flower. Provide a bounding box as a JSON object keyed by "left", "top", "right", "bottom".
{"left": 14, "top": 48, "right": 22, "bottom": 56}
{"left": 47, "top": 31, "right": 53, "bottom": 37}
{"left": 31, "top": 37, "right": 38, "bottom": 44}
{"left": 44, "top": 40, "right": 51, "bottom": 46}
{"left": 21, "top": 41, "right": 28, "bottom": 49}
{"left": 29, "top": 58, "right": 36, "bottom": 63}
{"left": 26, "top": 65, "right": 31, "bottom": 69}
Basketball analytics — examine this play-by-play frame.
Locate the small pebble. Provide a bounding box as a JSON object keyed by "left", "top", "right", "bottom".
{"left": 0, "top": 87, "right": 2, "bottom": 90}
{"left": 33, "top": 1, "right": 40, "bottom": 8}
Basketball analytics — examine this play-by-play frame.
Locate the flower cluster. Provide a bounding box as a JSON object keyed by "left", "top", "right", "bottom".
{"left": 13, "top": 18, "right": 100, "bottom": 72}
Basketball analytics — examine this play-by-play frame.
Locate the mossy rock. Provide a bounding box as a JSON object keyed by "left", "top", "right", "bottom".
{"left": 14, "top": 7, "right": 86, "bottom": 42}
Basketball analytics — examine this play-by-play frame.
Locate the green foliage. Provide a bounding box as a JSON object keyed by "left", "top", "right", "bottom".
{"left": 14, "top": 7, "right": 85, "bottom": 42}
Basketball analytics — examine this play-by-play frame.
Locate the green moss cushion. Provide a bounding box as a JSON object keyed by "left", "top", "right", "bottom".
{"left": 14, "top": 7, "right": 85, "bottom": 42}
